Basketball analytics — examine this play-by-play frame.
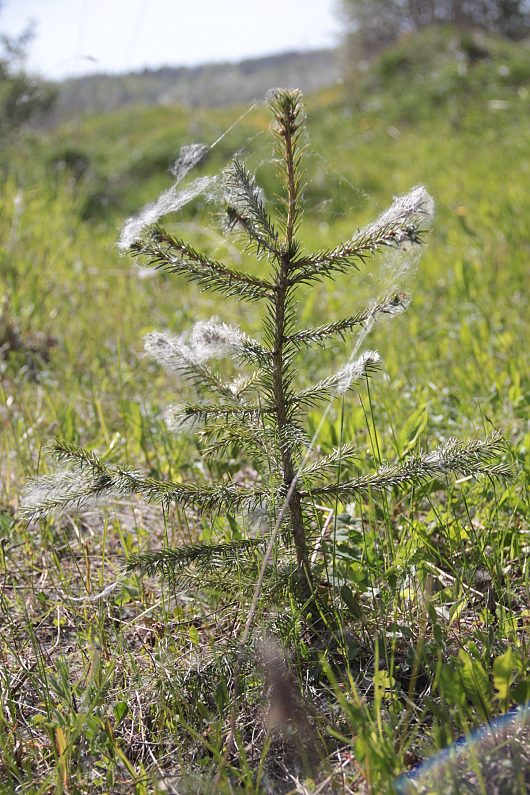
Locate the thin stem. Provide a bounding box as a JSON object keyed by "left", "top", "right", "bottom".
{"left": 270, "top": 92, "right": 312, "bottom": 598}
{"left": 284, "top": 121, "right": 298, "bottom": 251}
{"left": 273, "top": 263, "right": 311, "bottom": 593}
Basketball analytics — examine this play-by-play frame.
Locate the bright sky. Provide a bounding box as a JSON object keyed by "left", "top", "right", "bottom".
{"left": 1, "top": 0, "right": 342, "bottom": 79}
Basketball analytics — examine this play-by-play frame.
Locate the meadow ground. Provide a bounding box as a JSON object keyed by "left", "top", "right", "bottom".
{"left": 1, "top": 28, "right": 529, "bottom": 793}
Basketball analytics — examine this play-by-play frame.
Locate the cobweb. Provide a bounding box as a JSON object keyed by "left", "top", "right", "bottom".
{"left": 117, "top": 95, "right": 433, "bottom": 447}
{"left": 118, "top": 175, "right": 220, "bottom": 251}
{"left": 118, "top": 103, "right": 259, "bottom": 250}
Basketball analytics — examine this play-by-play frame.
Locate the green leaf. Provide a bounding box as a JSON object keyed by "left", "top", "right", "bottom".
{"left": 493, "top": 647, "right": 517, "bottom": 701}
{"left": 0, "top": 511, "right": 14, "bottom": 537}
{"left": 512, "top": 679, "right": 530, "bottom": 705}
{"left": 373, "top": 669, "right": 395, "bottom": 691}
{"left": 340, "top": 584, "right": 363, "bottom": 619}
{"left": 458, "top": 649, "right": 492, "bottom": 716}
{"left": 113, "top": 701, "right": 129, "bottom": 726}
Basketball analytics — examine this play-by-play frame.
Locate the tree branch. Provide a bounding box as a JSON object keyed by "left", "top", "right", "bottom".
{"left": 131, "top": 225, "right": 273, "bottom": 302}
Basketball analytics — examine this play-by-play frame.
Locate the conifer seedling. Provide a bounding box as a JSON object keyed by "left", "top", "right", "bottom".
{"left": 21, "top": 89, "right": 510, "bottom": 619}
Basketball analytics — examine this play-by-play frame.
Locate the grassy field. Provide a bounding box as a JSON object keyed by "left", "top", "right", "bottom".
{"left": 1, "top": 27, "right": 529, "bottom": 793}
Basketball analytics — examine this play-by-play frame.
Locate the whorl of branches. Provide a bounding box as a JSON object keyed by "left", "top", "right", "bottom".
{"left": 19, "top": 89, "right": 513, "bottom": 612}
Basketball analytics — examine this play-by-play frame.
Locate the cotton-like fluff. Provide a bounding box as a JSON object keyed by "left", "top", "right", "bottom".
{"left": 20, "top": 469, "right": 114, "bottom": 520}
{"left": 164, "top": 404, "right": 199, "bottom": 434}
{"left": 118, "top": 139, "right": 213, "bottom": 251}
{"left": 144, "top": 330, "right": 202, "bottom": 371}
{"left": 228, "top": 375, "right": 250, "bottom": 397}
{"left": 144, "top": 320, "right": 246, "bottom": 375}
{"left": 334, "top": 351, "right": 382, "bottom": 394}
{"left": 171, "top": 143, "right": 209, "bottom": 182}
{"left": 190, "top": 319, "right": 246, "bottom": 360}
{"left": 369, "top": 185, "right": 434, "bottom": 245}
{"left": 118, "top": 175, "right": 218, "bottom": 251}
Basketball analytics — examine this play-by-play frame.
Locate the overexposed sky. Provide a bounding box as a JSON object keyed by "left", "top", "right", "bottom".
{"left": 1, "top": 0, "right": 342, "bottom": 79}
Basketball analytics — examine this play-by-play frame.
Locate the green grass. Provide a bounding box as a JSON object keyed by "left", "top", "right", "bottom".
{"left": 1, "top": 28, "right": 529, "bottom": 793}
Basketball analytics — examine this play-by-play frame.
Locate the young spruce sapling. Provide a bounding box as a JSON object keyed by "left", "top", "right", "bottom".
{"left": 21, "top": 89, "right": 511, "bottom": 616}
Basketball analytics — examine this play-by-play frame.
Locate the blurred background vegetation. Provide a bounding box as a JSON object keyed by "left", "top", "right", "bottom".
{"left": 1, "top": 1, "right": 529, "bottom": 791}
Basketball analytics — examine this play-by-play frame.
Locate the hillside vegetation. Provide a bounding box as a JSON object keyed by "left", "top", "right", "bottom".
{"left": 1, "top": 27, "right": 529, "bottom": 793}
{"left": 51, "top": 49, "right": 340, "bottom": 122}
